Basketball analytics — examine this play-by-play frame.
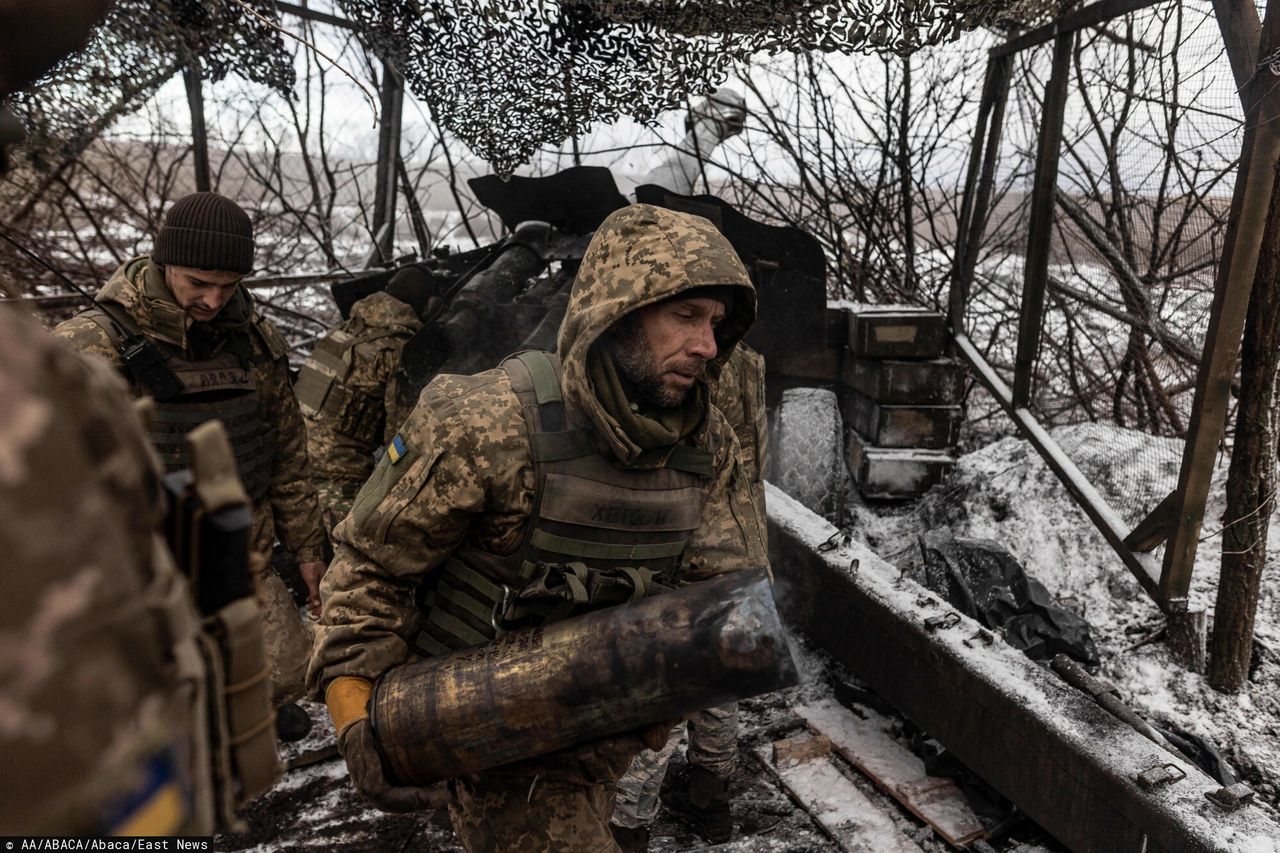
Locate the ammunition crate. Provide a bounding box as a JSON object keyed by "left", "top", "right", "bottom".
{"left": 840, "top": 390, "right": 961, "bottom": 450}
{"left": 846, "top": 429, "right": 955, "bottom": 500}
{"left": 841, "top": 356, "right": 964, "bottom": 406}
{"left": 845, "top": 305, "right": 947, "bottom": 359}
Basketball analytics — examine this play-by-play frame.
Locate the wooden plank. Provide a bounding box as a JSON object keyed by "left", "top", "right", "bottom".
{"left": 756, "top": 738, "right": 925, "bottom": 853}
{"left": 992, "top": 0, "right": 1165, "bottom": 58}
{"left": 952, "top": 53, "right": 1012, "bottom": 334}
{"left": 276, "top": 0, "right": 360, "bottom": 30}
{"left": 795, "top": 699, "right": 987, "bottom": 848}
{"left": 1012, "top": 30, "right": 1074, "bottom": 407}
{"left": 1161, "top": 2, "right": 1280, "bottom": 605}
{"left": 773, "top": 732, "right": 833, "bottom": 767}
{"left": 953, "top": 332, "right": 1164, "bottom": 600}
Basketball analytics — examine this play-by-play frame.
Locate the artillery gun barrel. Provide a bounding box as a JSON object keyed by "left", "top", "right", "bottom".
{"left": 371, "top": 568, "right": 798, "bottom": 785}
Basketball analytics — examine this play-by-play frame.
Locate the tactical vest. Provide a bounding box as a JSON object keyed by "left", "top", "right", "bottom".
{"left": 414, "top": 350, "right": 714, "bottom": 657}
{"left": 295, "top": 323, "right": 409, "bottom": 447}
{"left": 88, "top": 303, "right": 275, "bottom": 501}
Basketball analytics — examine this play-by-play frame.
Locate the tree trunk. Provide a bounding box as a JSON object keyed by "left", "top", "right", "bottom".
{"left": 1208, "top": 165, "right": 1280, "bottom": 692}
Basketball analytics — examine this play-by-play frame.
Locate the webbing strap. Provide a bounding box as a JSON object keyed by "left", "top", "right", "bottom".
{"left": 444, "top": 559, "right": 507, "bottom": 604}
{"left": 664, "top": 444, "right": 714, "bottom": 478}
{"left": 529, "top": 530, "right": 686, "bottom": 561}
{"left": 436, "top": 581, "right": 499, "bottom": 624}
{"left": 516, "top": 350, "right": 562, "bottom": 405}
{"left": 414, "top": 631, "right": 452, "bottom": 657}
{"left": 530, "top": 429, "right": 594, "bottom": 462}
{"left": 425, "top": 605, "right": 491, "bottom": 648}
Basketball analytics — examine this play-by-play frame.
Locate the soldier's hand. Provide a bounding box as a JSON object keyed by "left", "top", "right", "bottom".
{"left": 338, "top": 717, "right": 449, "bottom": 812}
{"left": 298, "top": 560, "right": 327, "bottom": 617}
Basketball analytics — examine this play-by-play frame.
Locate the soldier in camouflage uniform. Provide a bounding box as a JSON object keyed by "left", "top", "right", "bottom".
{"left": 611, "top": 341, "right": 768, "bottom": 850}
{"left": 1, "top": 6, "right": 279, "bottom": 832}
{"left": 308, "top": 203, "right": 768, "bottom": 851}
{"left": 1, "top": 303, "right": 207, "bottom": 834}
{"left": 299, "top": 267, "right": 433, "bottom": 537}
{"left": 53, "top": 192, "right": 327, "bottom": 712}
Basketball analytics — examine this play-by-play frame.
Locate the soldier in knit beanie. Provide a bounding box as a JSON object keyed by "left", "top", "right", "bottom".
{"left": 153, "top": 191, "right": 255, "bottom": 275}
{"left": 147, "top": 192, "right": 256, "bottom": 324}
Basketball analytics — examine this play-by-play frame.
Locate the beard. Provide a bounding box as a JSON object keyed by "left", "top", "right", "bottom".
{"left": 611, "top": 322, "right": 705, "bottom": 409}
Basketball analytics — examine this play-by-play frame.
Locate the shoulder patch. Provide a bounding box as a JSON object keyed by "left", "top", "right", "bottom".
{"left": 387, "top": 433, "right": 408, "bottom": 463}
{"left": 251, "top": 314, "right": 289, "bottom": 360}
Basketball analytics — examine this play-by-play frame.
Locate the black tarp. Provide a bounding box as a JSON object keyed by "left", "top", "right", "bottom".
{"left": 917, "top": 529, "right": 1099, "bottom": 666}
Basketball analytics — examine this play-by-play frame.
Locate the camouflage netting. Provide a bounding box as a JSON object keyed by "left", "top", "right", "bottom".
{"left": 9, "top": 0, "right": 1064, "bottom": 176}
{"left": 344, "top": 0, "right": 1062, "bottom": 174}
{"left": 8, "top": 0, "right": 293, "bottom": 172}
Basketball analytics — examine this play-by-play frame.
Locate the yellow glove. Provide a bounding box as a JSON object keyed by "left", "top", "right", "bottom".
{"left": 325, "top": 676, "right": 373, "bottom": 737}
{"left": 325, "top": 676, "right": 447, "bottom": 813}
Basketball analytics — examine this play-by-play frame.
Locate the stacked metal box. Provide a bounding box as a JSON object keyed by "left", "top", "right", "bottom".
{"left": 835, "top": 305, "right": 961, "bottom": 499}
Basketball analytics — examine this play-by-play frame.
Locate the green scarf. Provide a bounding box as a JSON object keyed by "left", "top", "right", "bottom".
{"left": 144, "top": 261, "right": 254, "bottom": 363}
{"left": 587, "top": 343, "right": 705, "bottom": 456}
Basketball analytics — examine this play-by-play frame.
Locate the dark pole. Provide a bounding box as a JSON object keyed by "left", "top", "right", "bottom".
{"left": 183, "top": 64, "right": 210, "bottom": 192}
{"left": 950, "top": 53, "right": 1012, "bottom": 334}
{"left": 371, "top": 62, "right": 404, "bottom": 264}
{"left": 1011, "top": 32, "right": 1073, "bottom": 408}
{"left": 1162, "top": 2, "right": 1280, "bottom": 616}
{"left": 1207, "top": 0, "right": 1280, "bottom": 692}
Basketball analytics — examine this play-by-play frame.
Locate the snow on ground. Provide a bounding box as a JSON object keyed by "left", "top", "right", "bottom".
{"left": 842, "top": 421, "right": 1280, "bottom": 818}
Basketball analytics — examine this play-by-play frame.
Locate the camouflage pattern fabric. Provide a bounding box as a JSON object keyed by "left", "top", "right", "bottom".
{"left": 54, "top": 255, "right": 324, "bottom": 705}
{"left": 302, "top": 290, "right": 422, "bottom": 535}
{"left": 612, "top": 343, "right": 766, "bottom": 829}
{"left": 612, "top": 703, "right": 739, "bottom": 829}
{"left": 310, "top": 205, "right": 768, "bottom": 842}
{"left": 0, "top": 305, "right": 213, "bottom": 834}
{"left": 449, "top": 774, "right": 621, "bottom": 853}
{"left": 712, "top": 342, "right": 768, "bottom": 543}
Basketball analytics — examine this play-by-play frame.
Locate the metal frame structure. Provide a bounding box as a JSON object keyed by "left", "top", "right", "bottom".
{"left": 947, "top": 0, "right": 1271, "bottom": 623}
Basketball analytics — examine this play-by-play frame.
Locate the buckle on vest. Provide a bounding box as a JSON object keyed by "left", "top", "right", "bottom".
{"left": 489, "top": 584, "right": 514, "bottom": 636}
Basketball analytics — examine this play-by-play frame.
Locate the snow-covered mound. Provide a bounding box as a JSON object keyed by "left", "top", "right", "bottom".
{"left": 843, "top": 421, "right": 1280, "bottom": 816}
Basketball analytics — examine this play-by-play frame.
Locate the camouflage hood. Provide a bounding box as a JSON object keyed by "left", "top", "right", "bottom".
{"left": 95, "top": 255, "right": 254, "bottom": 353}
{"left": 350, "top": 290, "right": 422, "bottom": 334}
{"left": 556, "top": 204, "right": 756, "bottom": 462}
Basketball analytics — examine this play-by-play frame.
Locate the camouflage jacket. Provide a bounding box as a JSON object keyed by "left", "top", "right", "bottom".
{"left": 0, "top": 306, "right": 210, "bottom": 834}
{"left": 713, "top": 342, "right": 768, "bottom": 537}
{"left": 301, "top": 290, "right": 422, "bottom": 485}
{"left": 308, "top": 204, "right": 769, "bottom": 694}
{"left": 52, "top": 256, "right": 326, "bottom": 563}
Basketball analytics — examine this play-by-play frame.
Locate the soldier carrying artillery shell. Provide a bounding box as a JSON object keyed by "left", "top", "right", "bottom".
{"left": 309, "top": 203, "right": 773, "bottom": 850}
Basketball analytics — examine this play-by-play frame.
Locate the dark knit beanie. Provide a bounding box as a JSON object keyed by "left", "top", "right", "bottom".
{"left": 385, "top": 267, "right": 434, "bottom": 317}
{"left": 152, "top": 191, "right": 254, "bottom": 274}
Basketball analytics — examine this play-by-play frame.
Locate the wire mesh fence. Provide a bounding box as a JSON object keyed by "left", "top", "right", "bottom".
{"left": 962, "top": 0, "right": 1242, "bottom": 532}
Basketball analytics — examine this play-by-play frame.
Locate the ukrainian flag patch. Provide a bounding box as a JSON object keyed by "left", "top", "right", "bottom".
{"left": 387, "top": 433, "right": 408, "bottom": 464}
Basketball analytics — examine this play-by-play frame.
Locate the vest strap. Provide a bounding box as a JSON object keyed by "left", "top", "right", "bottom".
{"left": 424, "top": 603, "right": 492, "bottom": 649}
{"left": 516, "top": 350, "right": 563, "bottom": 405}
{"left": 529, "top": 530, "right": 686, "bottom": 561}
{"left": 664, "top": 444, "right": 714, "bottom": 478}
{"left": 530, "top": 429, "right": 594, "bottom": 462}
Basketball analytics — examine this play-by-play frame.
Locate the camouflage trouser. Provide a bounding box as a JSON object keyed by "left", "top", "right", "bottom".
{"left": 611, "top": 702, "right": 738, "bottom": 829}
{"left": 449, "top": 773, "right": 622, "bottom": 853}
{"left": 251, "top": 511, "right": 312, "bottom": 708}
{"left": 316, "top": 479, "right": 360, "bottom": 544}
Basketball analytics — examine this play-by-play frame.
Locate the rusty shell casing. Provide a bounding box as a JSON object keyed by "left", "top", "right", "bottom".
{"left": 370, "top": 568, "right": 797, "bottom": 785}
